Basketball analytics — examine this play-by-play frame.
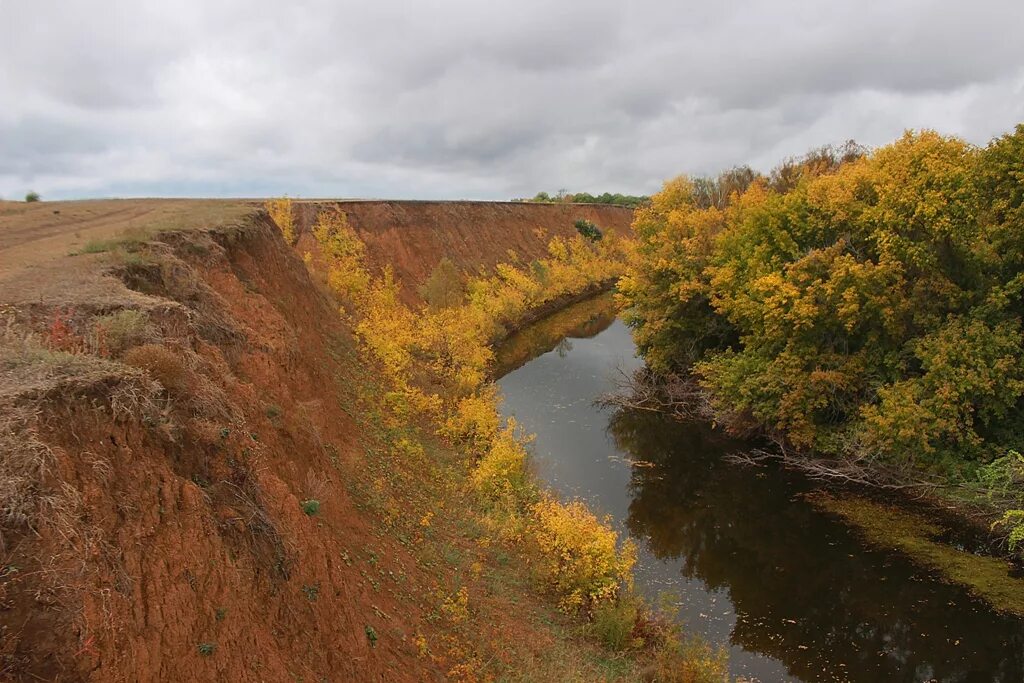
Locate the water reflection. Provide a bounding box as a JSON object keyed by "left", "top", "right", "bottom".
{"left": 496, "top": 298, "right": 1024, "bottom": 682}
{"left": 611, "top": 410, "right": 1024, "bottom": 682}
{"left": 491, "top": 291, "right": 618, "bottom": 377}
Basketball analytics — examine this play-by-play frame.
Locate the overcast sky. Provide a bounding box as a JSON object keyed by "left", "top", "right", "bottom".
{"left": 2, "top": 0, "right": 1023, "bottom": 201}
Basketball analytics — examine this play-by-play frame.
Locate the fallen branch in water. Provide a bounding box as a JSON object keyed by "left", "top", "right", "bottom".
{"left": 723, "top": 447, "right": 953, "bottom": 494}
{"left": 597, "top": 367, "right": 710, "bottom": 421}
{"left": 601, "top": 365, "right": 1024, "bottom": 534}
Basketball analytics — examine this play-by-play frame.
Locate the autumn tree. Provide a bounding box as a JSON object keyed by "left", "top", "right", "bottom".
{"left": 620, "top": 126, "right": 1024, "bottom": 482}
{"left": 419, "top": 257, "right": 465, "bottom": 310}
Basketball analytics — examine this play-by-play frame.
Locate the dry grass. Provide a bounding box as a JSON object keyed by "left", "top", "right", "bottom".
{"left": 0, "top": 319, "right": 154, "bottom": 403}
{"left": 0, "top": 403, "right": 54, "bottom": 552}
{"left": 122, "top": 343, "right": 190, "bottom": 393}
{"left": 222, "top": 457, "right": 293, "bottom": 581}
{"left": 0, "top": 320, "right": 161, "bottom": 556}
{"left": 91, "top": 309, "right": 154, "bottom": 357}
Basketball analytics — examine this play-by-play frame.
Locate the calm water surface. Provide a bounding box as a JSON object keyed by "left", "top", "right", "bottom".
{"left": 495, "top": 295, "right": 1024, "bottom": 683}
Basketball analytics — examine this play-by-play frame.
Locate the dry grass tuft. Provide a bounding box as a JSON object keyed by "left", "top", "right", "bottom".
{"left": 91, "top": 309, "right": 154, "bottom": 357}
{"left": 122, "top": 344, "right": 190, "bottom": 394}
{"left": 0, "top": 403, "right": 54, "bottom": 551}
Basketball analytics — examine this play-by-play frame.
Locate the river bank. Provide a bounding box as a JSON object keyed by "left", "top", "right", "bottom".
{"left": 495, "top": 294, "right": 1024, "bottom": 682}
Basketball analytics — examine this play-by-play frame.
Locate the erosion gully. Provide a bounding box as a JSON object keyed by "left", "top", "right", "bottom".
{"left": 494, "top": 293, "right": 1024, "bottom": 683}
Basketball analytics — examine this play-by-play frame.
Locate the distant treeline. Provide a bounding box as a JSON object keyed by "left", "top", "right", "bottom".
{"left": 514, "top": 190, "right": 650, "bottom": 208}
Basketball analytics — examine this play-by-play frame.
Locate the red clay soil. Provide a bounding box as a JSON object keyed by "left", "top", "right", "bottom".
{"left": 0, "top": 202, "right": 637, "bottom": 682}
{"left": 294, "top": 201, "right": 634, "bottom": 304}
{"left": 1, "top": 219, "right": 441, "bottom": 682}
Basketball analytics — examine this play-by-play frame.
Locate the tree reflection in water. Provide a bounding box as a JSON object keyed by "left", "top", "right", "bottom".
{"left": 608, "top": 409, "right": 1024, "bottom": 682}
{"left": 496, "top": 299, "right": 1024, "bottom": 682}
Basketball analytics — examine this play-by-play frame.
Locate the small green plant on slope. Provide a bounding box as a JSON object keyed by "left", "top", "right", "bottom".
{"left": 300, "top": 470, "right": 328, "bottom": 516}
{"left": 24, "top": 191, "right": 40, "bottom": 202}
{"left": 573, "top": 218, "right": 602, "bottom": 242}
{"left": 302, "top": 583, "right": 320, "bottom": 601}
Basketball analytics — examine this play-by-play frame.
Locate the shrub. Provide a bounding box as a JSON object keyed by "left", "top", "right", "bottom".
{"left": 530, "top": 497, "right": 636, "bottom": 612}
{"left": 197, "top": 643, "right": 216, "bottom": 656}
{"left": 24, "top": 191, "right": 40, "bottom": 203}
{"left": 976, "top": 451, "right": 1024, "bottom": 498}
{"left": 573, "top": 219, "right": 602, "bottom": 242}
{"left": 419, "top": 257, "right": 465, "bottom": 310}
{"left": 122, "top": 344, "right": 190, "bottom": 393}
{"left": 300, "top": 499, "right": 321, "bottom": 516}
{"left": 994, "top": 508, "right": 1024, "bottom": 551}
{"left": 444, "top": 389, "right": 501, "bottom": 456}
{"left": 621, "top": 125, "right": 1024, "bottom": 479}
{"left": 470, "top": 421, "right": 532, "bottom": 504}
{"left": 265, "top": 197, "right": 296, "bottom": 244}
{"left": 590, "top": 597, "right": 640, "bottom": 651}
{"left": 652, "top": 636, "right": 729, "bottom": 683}
{"left": 92, "top": 309, "right": 152, "bottom": 356}
{"left": 312, "top": 208, "right": 370, "bottom": 301}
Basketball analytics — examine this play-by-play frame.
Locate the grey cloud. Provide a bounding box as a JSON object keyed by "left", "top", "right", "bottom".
{"left": 1, "top": 0, "right": 1023, "bottom": 200}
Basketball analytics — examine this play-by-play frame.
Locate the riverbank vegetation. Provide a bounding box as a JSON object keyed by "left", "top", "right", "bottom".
{"left": 279, "top": 205, "right": 728, "bottom": 679}
{"left": 810, "top": 493, "right": 1024, "bottom": 616}
{"left": 618, "top": 125, "right": 1024, "bottom": 548}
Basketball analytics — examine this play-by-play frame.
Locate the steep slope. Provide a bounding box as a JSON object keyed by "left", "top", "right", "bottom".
{"left": 293, "top": 201, "right": 634, "bottom": 304}
{"left": 0, "top": 201, "right": 641, "bottom": 682}
{"left": 1, "top": 218, "right": 437, "bottom": 681}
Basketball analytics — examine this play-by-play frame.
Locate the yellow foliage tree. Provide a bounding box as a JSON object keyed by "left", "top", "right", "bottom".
{"left": 265, "top": 197, "right": 296, "bottom": 244}
{"left": 531, "top": 497, "right": 636, "bottom": 612}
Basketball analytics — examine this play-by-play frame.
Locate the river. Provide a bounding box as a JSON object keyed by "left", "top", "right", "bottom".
{"left": 495, "top": 294, "right": 1024, "bottom": 682}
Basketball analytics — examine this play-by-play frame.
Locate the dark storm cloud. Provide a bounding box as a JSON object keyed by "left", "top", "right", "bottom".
{"left": 1, "top": 0, "right": 1023, "bottom": 199}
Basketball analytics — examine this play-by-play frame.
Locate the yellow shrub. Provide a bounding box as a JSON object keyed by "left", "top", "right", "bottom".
{"left": 441, "top": 586, "right": 470, "bottom": 624}
{"left": 418, "top": 306, "right": 493, "bottom": 393}
{"left": 356, "top": 268, "right": 418, "bottom": 380}
{"left": 299, "top": 201, "right": 644, "bottom": 631}
{"left": 530, "top": 497, "right": 636, "bottom": 612}
{"left": 312, "top": 208, "right": 370, "bottom": 301}
{"left": 653, "top": 637, "right": 729, "bottom": 683}
{"left": 265, "top": 197, "right": 296, "bottom": 244}
{"left": 444, "top": 387, "right": 501, "bottom": 456}
{"left": 470, "top": 420, "right": 532, "bottom": 504}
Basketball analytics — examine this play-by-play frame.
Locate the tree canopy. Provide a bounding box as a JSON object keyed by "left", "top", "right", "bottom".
{"left": 619, "top": 126, "right": 1024, "bottom": 481}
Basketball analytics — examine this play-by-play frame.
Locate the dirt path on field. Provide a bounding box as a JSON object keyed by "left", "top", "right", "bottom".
{"left": 0, "top": 199, "right": 256, "bottom": 282}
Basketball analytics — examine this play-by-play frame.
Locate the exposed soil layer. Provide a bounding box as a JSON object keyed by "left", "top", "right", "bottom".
{"left": 293, "top": 200, "right": 634, "bottom": 304}
{"left": 0, "top": 201, "right": 636, "bottom": 682}
{"left": 2, "top": 219, "right": 436, "bottom": 681}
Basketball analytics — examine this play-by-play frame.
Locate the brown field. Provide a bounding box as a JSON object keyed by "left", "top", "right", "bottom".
{"left": 0, "top": 199, "right": 255, "bottom": 281}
